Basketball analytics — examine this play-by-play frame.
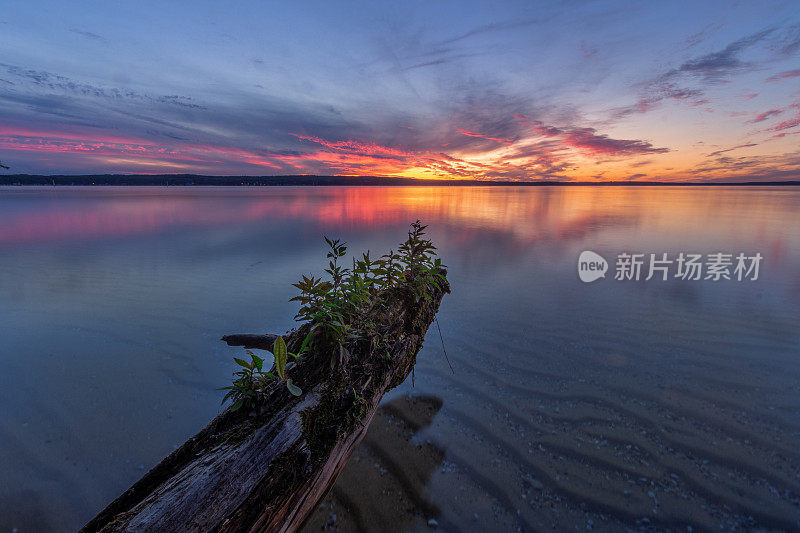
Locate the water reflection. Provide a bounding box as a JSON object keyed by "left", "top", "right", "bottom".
{"left": 0, "top": 186, "right": 798, "bottom": 531}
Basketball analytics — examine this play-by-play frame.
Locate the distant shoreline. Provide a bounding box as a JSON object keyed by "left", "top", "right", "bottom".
{"left": 1, "top": 174, "right": 799, "bottom": 187}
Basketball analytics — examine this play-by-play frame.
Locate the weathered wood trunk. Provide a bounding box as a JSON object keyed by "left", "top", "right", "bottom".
{"left": 81, "top": 271, "right": 449, "bottom": 533}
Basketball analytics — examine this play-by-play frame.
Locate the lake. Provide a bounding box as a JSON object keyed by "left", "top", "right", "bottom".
{"left": 0, "top": 186, "right": 798, "bottom": 531}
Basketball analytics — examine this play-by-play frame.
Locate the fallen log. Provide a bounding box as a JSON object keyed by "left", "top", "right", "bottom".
{"left": 81, "top": 269, "right": 449, "bottom": 532}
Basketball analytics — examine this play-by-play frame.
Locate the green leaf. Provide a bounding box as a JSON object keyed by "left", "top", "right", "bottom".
{"left": 234, "top": 357, "right": 251, "bottom": 369}
{"left": 286, "top": 378, "right": 302, "bottom": 396}
{"left": 231, "top": 398, "right": 244, "bottom": 411}
{"left": 251, "top": 353, "right": 264, "bottom": 371}
{"left": 300, "top": 329, "right": 315, "bottom": 354}
{"left": 273, "top": 336, "right": 287, "bottom": 380}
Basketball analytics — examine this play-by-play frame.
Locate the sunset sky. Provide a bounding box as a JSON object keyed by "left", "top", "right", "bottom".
{"left": 1, "top": 1, "right": 799, "bottom": 181}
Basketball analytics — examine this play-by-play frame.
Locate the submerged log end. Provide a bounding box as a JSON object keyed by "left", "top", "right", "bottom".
{"left": 220, "top": 333, "right": 279, "bottom": 351}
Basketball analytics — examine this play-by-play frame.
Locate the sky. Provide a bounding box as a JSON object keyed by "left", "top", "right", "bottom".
{"left": 0, "top": 0, "right": 799, "bottom": 181}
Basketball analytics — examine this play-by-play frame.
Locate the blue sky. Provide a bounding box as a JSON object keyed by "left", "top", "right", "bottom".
{"left": 1, "top": 0, "right": 799, "bottom": 180}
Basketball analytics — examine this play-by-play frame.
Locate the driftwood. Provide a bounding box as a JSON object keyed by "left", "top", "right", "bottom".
{"left": 81, "top": 270, "right": 449, "bottom": 532}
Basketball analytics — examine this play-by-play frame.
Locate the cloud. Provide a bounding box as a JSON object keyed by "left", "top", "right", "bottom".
{"left": 684, "top": 150, "right": 800, "bottom": 182}
{"left": 766, "top": 101, "right": 800, "bottom": 132}
{"left": 579, "top": 41, "right": 597, "bottom": 60}
{"left": 669, "top": 28, "right": 774, "bottom": 82}
{"left": 0, "top": 51, "right": 675, "bottom": 179}
{"left": 609, "top": 83, "right": 707, "bottom": 120}
{"left": 529, "top": 121, "right": 668, "bottom": 156}
{"left": 749, "top": 109, "right": 782, "bottom": 123}
{"left": 609, "top": 29, "right": 776, "bottom": 121}
{"left": 157, "top": 95, "right": 204, "bottom": 109}
{"left": 771, "top": 131, "right": 800, "bottom": 139}
{"left": 562, "top": 128, "right": 668, "bottom": 155}
{"left": 69, "top": 28, "right": 106, "bottom": 42}
{"left": 771, "top": 116, "right": 800, "bottom": 132}
{"left": 0, "top": 63, "right": 206, "bottom": 109}
{"left": 456, "top": 128, "right": 513, "bottom": 144}
{"left": 435, "top": 18, "right": 543, "bottom": 46}
{"left": 705, "top": 143, "right": 758, "bottom": 157}
{"left": 766, "top": 69, "right": 800, "bottom": 82}
{"left": 778, "top": 24, "right": 800, "bottom": 55}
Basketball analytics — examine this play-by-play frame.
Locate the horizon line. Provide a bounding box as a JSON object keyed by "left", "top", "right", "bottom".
{"left": 1, "top": 174, "right": 799, "bottom": 187}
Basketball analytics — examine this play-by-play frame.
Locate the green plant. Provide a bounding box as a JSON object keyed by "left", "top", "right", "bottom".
{"left": 222, "top": 222, "right": 446, "bottom": 410}
{"left": 220, "top": 336, "right": 302, "bottom": 411}
{"left": 397, "top": 221, "right": 447, "bottom": 302}
{"left": 291, "top": 221, "right": 446, "bottom": 344}
{"left": 273, "top": 336, "right": 303, "bottom": 396}
{"left": 219, "top": 350, "right": 271, "bottom": 411}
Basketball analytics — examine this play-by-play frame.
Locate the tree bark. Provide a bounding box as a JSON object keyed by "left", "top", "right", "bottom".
{"left": 81, "top": 271, "right": 449, "bottom": 533}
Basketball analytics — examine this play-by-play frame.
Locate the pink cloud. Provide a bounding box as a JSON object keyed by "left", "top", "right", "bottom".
{"left": 456, "top": 128, "right": 513, "bottom": 144}
{"left": 766, "top": 69, "right": 800, "bottom": 82}
{"left": 750, "top": 109, "right": 783, "bottom": 123}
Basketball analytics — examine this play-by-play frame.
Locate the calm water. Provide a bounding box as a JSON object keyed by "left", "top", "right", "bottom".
{"left": 0, "top": 186, "right": 798, "bottom": 531}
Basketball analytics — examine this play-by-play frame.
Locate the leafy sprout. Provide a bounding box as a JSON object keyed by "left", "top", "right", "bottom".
{"left": 219, "top": 336, "right": 302, "bottom": 411}
{"left": 291, "top": 221, "right": 446, "bottom": 345}
{"left": 221, "top": 222, "right": 445, "bottom": 411}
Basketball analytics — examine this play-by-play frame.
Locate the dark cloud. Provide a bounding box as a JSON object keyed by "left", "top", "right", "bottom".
{"left": 563, "top": 128, "right": 668, "bottom": 155}
{"left": 681, "top": 23, "right": 722, "bottom": 51}
{"left": 608, "top": 29, "right": 777, "bottom": 122}
{"left": 0, "top": 63, "right": 206, "bottom": 110}
{"left": 157, "top": 95, "right": 204, "bottom": 109}
{"left": 609, "top": 83, "right": 706, "bottom": 121}
{"left": 400, "top": 54, "right": 481, "bottom": 71}
{"left": 777, "top": 24, "right": 800, "bottom": 55}
{"left": 530, "top": 122, "right": 668, "bottom": 156}
{"left": 69, "top": 28, "right": 106, "bottom": 41}
{"left": 670, "top": 28, "right": 774, "bottom": 82}
{"left": 705, "top": 143, "right": 758, "bottom": 157}
{"left": 435, "top": 18, "right": 544, "bottom": 46}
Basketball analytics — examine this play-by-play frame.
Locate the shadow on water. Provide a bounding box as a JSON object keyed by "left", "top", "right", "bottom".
{"left": 301, "top": 394, "right": 445, "bottom": 533}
